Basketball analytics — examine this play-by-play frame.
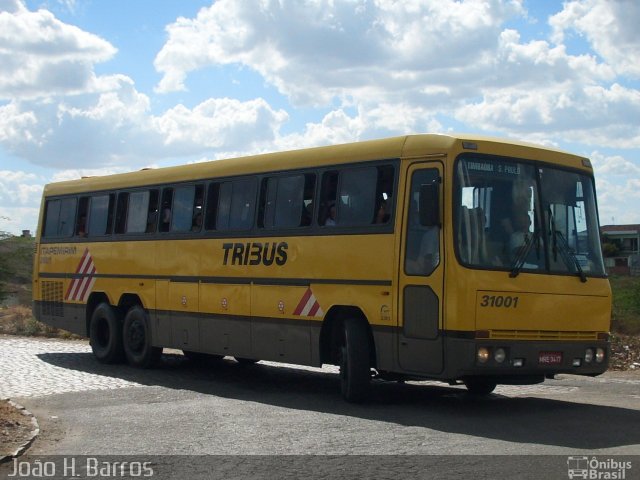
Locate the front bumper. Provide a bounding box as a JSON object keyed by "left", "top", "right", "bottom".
{"left": 443, "top": 337, "right": 609, "bottom": 380}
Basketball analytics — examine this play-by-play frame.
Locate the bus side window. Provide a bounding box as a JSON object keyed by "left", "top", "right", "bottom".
{"left": 75, "top": 197, "right": 90, "bottom": 237}
{"left": 205, "top": 183, "right": 220, "bottom": 231}
{"left": 125, "top": 190, "right": 150, "bottom": 234}
{"left": 374, "top": 165, "right": 395, "bottom": 225}
{"left": 217, "top": 179, "right": 257, "bottom": 231}
{"left": 159, "top": 188, "right": 173, "bottom": 233}
{"left": 261, "top": 174, "right": 315, "bottom": 229}
{"left": 170, "top": 184, "right": 204, "bottom": 233}
{"left": 171, "top": 185, "right": 196, "bottom": 232}
{"left": 88, "top": 194, "right": 114, "bottom": 236}
{"left": 405, "top": 169, "right": 440, "bottom": 276}
{"left": 192, "top": 185, "right": 204, "bottom": 232}
{"left": 43, "top": 197, "right": 77, "bottom": 238}
{"left": 145, "top": 189, "right": 159, "bottom": 233}
{"left": 301, "top": 174, "right": 316, "bottom": 226}
{"left": 318, "top": 171, "right": 338, "bottom": 226}
{"left": 337, "top": 166, "right": 377, "bottom": 226}
{"left": 114, "top": 192, "right": 129, "bottom": 234}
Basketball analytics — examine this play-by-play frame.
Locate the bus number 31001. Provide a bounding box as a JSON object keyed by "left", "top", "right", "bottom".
{"left": 480, "top": 295, "right": 519, "bottom": 308}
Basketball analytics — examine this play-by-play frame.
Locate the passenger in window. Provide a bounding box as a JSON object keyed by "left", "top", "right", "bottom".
{"left": 77, "top": 216, "right": 87, "bottom": 237}
{"left": 192, "top": 211, "right": 203, "bottom": 232}
{"left": 146, "top": 211, "right": 158, "bottom": 233}
{"left": 160, "top": 202, "right": 171, "bottom": 230}
{"left": 301, "top": 202, "right": 312, "bottom": 226}
{"left": 375, "top": 200, "right": 390, "bottom": 224}
{"left": 324, "top": 204, "right": 337, "bottom": 226}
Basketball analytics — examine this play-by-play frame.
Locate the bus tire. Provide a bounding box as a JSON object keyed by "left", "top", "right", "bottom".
{"left": 122, "top": 305, "right": 161, "bottom": 368}
{"left": 339, "top": 318, "right": 371, "bottom": 403}
{"left": 89, "top": 303, "right": 124, "bottom": 364}
{"left": 464, "top": 378, "right": 497, "bottom": 395}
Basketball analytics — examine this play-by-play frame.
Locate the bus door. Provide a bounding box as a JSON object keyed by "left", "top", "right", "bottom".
{"left": 397, "top": 162, "right": 444, "bottom": 374}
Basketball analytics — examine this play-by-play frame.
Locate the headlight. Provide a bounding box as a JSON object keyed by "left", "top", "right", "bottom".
{"left": 584, "top": 348, "right": 594, "bottom": 364}
{"left": 477, "top": 347, "right": 490, "bottom": 364}
{"left": 494, "top": 348, "right": 506, "bottom": 363}
{"left": 595, "top": 348, "right": 605, "bottom": 363}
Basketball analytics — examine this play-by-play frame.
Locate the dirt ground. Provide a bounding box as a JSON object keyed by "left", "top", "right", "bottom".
{"left": 0, "top": 400, "right": 35, "bottom": 458}
{"left": 610, "top": 333, "right": 640, "bottom": 370}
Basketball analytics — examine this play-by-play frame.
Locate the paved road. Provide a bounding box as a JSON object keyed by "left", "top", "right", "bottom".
{"left": 1, "top": 336, "right": 639, "bottom": 478}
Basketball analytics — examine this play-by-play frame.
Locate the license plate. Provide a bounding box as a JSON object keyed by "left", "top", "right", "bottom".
{"left": 539, "top": 351, "right": 562, "bottom": 365}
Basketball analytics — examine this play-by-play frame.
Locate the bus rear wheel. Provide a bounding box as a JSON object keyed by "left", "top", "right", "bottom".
{"left": 89, "top": 303, "right": 124, "bottom": 364}
{"left": 123, "top": 305, "right": 161, "bottom": 368}
{"left": 339, "top": 318, "right": 371, "bottom": 403}
{"left": 464, "top": 378, "right": 497, "bottom": 395}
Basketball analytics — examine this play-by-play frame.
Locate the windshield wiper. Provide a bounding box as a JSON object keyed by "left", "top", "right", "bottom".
{"left": 552, "top": 229, "right": 587, "bottom": 283}
{"left": 509, "top": 230, "right": 539, "bottom": 278}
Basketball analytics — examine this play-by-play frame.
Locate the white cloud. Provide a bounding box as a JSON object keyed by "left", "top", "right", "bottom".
{"left": 154, "top": 0, "right": 526, "bottom": 105}
{"left": 154, "top": 97, "right": 288, "bottom": 151}
{"left": 0, "top": 168, "right": 43, "bottom": 234}
{"left": 456, "top": 82, "right": 640, "bottom": 148}
{"left": 0, "top": 79, "right": 290, "bottom": 168}
{"left": 590, "top": 151, "right": 640, "bottom": 177}
{"left": 550, "top": 0, "right": 640, "bottom": 78}
{"left": 0, "top": 0, "right": 117, "bottom": 100}
{"left": 152, "top": 0, "right": 640, "bottom": 150}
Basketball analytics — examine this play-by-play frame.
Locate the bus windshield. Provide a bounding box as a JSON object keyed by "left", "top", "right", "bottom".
{"left": 455, "top": 155, "right": 605, "bottom": 278}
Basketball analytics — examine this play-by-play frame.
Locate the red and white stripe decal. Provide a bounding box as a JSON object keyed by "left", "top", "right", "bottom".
{"left": 293, "top": 288, "right": 324, "bottom": 317}
{"left": 65, "top": 248, "right": 97, "bottom": 302}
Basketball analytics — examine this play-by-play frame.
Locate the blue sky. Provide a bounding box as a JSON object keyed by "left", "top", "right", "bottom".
{"left": 1, "top": 0, "right": 639, "bottom": 235}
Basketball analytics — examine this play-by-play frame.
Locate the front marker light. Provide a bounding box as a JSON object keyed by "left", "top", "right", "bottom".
{"left": 513, "top": 358, "right": 524, "bottom": 367}
{"left": 595, "top": 348, "right": 605, "bottom": 363}
{"left": 572, "top": 358, "right": 581, "bottom": 367}
{"left": 584, "top": 348, "right": 594, "bottom": 364}
{"left": 477, "top": 347, "right": 490, "bottom": 364}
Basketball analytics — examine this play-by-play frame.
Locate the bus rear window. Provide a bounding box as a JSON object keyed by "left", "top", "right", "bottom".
{"left": 43, "top": 198, "right": 77, "bottom": 238}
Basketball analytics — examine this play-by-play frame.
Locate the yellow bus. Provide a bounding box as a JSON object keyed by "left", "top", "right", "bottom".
{"left": 33, "top": 134, "right": 611, "bottom": 402}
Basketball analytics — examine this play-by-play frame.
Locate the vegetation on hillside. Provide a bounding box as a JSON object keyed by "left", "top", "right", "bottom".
{"left": 0, "top": 231, "right": 34, "bottom": 305}
{"left": 609, "top": 276, "right": 640, "bottom": 335}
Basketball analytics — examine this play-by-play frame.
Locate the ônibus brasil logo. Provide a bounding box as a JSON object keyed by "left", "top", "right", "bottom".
{"left": 567, "top": 456, "right": 632, "bottom": 479}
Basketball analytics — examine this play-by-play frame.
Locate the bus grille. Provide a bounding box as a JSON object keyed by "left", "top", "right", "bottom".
{"left": 41, "top": 281, "right": 64, "bottom": 317}
{"left": 488, "top": 330, "right": 599, "bottom": 341}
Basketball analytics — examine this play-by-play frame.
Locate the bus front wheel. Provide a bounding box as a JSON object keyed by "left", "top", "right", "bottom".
{"left": 122, "top": 305, "right": 162, "bottom": 368}
{"left": 339, "top": 318, "right": 371, "bottom": 403}
{"left": 89, "top": 303, "right": 124, "bottom": 364}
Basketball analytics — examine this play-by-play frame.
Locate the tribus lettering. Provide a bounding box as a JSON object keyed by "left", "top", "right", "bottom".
{"left": 222, "top": 242, "right": 288, "bottom": 266}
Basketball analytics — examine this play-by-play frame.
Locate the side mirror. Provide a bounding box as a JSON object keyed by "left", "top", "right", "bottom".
{"left": 419, "top": 182, "right": 440, "bottom": 227}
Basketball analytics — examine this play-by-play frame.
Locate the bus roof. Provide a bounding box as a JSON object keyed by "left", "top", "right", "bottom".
{"left": 43, "top": 133, "right": 587, "bottom": 196}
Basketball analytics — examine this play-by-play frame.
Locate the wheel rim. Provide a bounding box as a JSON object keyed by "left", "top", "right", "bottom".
{"left": 128, "top": 319, "right": 145, "bottom": 354}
